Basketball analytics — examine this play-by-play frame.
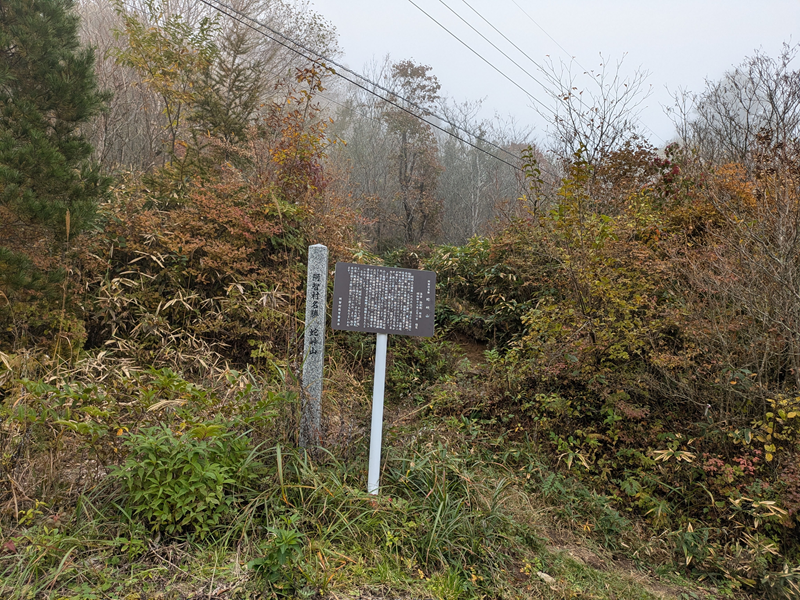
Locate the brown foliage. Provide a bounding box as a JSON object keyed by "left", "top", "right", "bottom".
{"left": 75, "top": 68, "right": 358, "bottom": 366}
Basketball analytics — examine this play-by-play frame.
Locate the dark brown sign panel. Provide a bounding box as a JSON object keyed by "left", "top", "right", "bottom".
{"left": 331, "top": 263, "right": 436, "bottom": 337}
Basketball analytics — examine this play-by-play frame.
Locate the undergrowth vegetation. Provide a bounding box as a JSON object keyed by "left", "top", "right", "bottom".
{"left": 423, "top": 138, "right": 800, "bottom": 597}
{"left": 0, "top": 357, "right": 712, "bottom": 599}
{"left": 1, "top": 1, "right": 799, "bottom": 599}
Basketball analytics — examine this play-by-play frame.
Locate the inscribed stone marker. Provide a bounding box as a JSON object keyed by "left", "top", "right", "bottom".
{"left": 300, "top": 244, "right": 328, "bottom": 448}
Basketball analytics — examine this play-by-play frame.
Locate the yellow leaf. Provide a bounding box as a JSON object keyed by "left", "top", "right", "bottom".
{"left": 766, "top": 452, "right": 774, "bottom": 462}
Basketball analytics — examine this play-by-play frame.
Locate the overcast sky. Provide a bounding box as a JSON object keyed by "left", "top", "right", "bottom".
{"left": 308, "top": 0, "right": 799, "bottom": 147}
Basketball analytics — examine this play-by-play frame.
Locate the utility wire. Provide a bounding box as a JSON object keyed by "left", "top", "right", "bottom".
{"left": 200, "top": 0, "right": 563, "bottom": 179}
{"left": 457, "top": 0, "right": 562, "bottom": 89}
{"left": 438, "top": 0, "right": 614, "bottom": 136}
{"left": 405, "top": 0, "right": 552, "bottom": 114}
{"left": 411, "top": 0, "right": 663, "bottom": 146}
{"left": 504, "top": 0, "right": 665, "bottom": 144}
{"left": 410, "top": 0, "right": 617, "bottom": 146}
{"left": 507, "top": 0, "right": 576, "bottom": 65}
{"left": 434, "top": 0, "right": 553, "bottom": 94}
{"left": 423, "top": 0, "right": 661, "bottom": 145}
{"left": 198, "top": 0, "right": 540, "bottom": 174}
{"left": 196, "top": 0, "right": 530, "bottom": 173}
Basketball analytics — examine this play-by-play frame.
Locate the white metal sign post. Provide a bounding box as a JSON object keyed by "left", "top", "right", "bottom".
{"left": 368, "top": 333, "right": 388, "bottom": 494}
{"left": 331, "top": 263, "right": 436, "bottom": 495}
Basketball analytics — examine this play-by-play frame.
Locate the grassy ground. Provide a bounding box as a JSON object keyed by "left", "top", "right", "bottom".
{"left": 0, "top": 344, "right": 749, "bottom": 600}
{"left": 0, "top": 434, "right": 726, "bottom": 600}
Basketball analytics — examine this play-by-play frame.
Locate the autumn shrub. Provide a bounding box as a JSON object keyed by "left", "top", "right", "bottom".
{"left": 386, "top": 335, "right": 461, "bottom": 403}
{"left": 5, "top": 0, "right": 360, "bottom": 379}
{"left": 72, "top": 65, "right": 360, "bottom": 369}
{"left": 427, "top": 226, "right": 559, "bottom": 346}
{"left": 432, "top": 141, "right": 800, "bottom": 590}
{"left": 80, "top": 170, "right": 306, "bottom": 363}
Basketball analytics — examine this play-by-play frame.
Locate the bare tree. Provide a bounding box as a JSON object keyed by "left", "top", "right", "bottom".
{"left": 326, "top": 57, "right": 398, "bottom": 246}
{"left": 329, "top": 59, "right": 550, "bottom": 247}
{"left": 77, "top": 0, "right": 166, "bottom": 170}
{"left": 328, "top": 57, "right": 443, "bottom": 248}
{"left": 667, "top": 43, "right": 800, "bottom": 166}
{"left": 384, "top": 60, "right": 442, "bottom": 245}
{"left": 436, "top": 100, "right": 534, "bottom": 243}
{"left": 537, "top": 54, "right": 652, "bottom": 169}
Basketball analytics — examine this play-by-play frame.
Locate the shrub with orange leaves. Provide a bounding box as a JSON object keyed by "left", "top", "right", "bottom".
{"left": 76, "top": 67, "right": 358, "bottom": 366}
{"left": 426, "top": 137, "right": 800, "bottom": 586}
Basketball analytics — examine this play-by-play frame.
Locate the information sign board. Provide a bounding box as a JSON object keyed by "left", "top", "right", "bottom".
{"left": 331, "top": 263, "right": 436, "bottom": 337}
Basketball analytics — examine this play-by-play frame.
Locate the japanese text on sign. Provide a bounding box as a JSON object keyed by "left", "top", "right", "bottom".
{"left": 331, "top": 263, "right": 436, "bottom": 337}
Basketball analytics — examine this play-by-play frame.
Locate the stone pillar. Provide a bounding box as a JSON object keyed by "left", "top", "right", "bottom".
{"left": 299, "top": 244, "right": 328, "bottom": 448}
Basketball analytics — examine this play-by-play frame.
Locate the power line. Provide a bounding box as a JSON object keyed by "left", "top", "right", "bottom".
{"left": 197, "top": 0, "right": 563, "bottom": 179}
{"left": 434, "top": 0, "right": 553, "bottom": 94}
{"left": 197, "top": 0, "right": 538, "bottom": 173}
{"left": 417, "top": 0, "right": 664, "bottom": 146}
{"left": 405, "top": 0, "right": 551, "bottom": 114}
{"left": 435, "top": 0, "right": 605, "bottom": 134}
{"left": 457, "top": 0, "right": 562, "bottom": 89}
{"left": 196, "top": 0, "right": 531, "bottom": 173}
{"left": 507, "top": 0, "right": 576, "bottom": 65}
{"left": 409, "top": 0, "right": 631, "bottom": 148}
{"left": 504, "top": 0, "right": 665, "bottom": 144}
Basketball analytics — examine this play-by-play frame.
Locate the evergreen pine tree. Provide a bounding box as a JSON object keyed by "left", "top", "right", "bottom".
{"left": 0, "top": 0, "right": 109, "bottom": 293}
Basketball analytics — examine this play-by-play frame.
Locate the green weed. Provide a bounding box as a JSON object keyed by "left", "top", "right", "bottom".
{"left": 111, "top": 422, "right": 264, "bottom": 539}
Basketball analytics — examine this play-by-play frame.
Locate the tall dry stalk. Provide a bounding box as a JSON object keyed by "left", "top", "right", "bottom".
{"left": 53, "top": 210, "right": 71, "bottom": 372}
